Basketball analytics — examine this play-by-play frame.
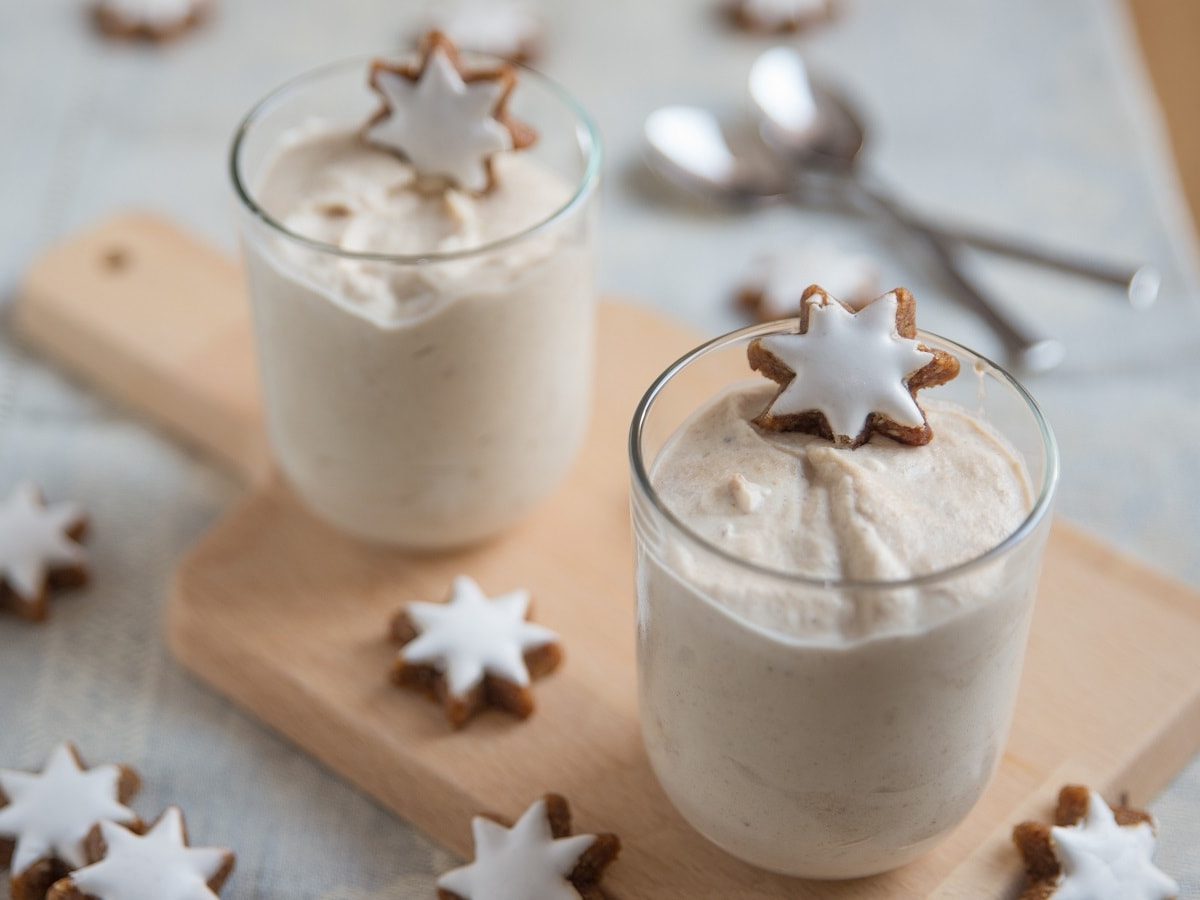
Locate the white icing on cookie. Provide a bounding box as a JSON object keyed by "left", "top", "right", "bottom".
{"left": 432, "top": 1, "right": 542, "bottom": 62}
{"left": 728, "top": 474, "right": 770, "bottom": 513}
{"left": 365, "top": 48, "right": 514, "bottom": 194}
{"left": 401, "top": 576, "right": 559, "bottom": 698}
{"left": 742, "top": 244, "right": 879, "bottom": 320}
{"left": 70, "top": 807, "right": 231, "bottom": 900}
{"left": 0, "top": 744, "right": 136, "bottom": 876}
{"left": 96, "top": 0, "right": 202, "bottom": 27}
{"left": 756, "top": 292, "right": 933, "bottom": 441}
{"left": 735, "top": 0, "right": 830, "bottom": 30}
{"left": 1049, "top": 792, "right": 1178, "bottom": 900}
{"left": 0, "top": 483, "right": 86, "bottom": 600}
{"left": 436, "top": 798, "right": 595, "bottom": 900}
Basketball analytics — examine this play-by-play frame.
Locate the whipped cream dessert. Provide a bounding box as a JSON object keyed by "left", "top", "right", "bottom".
{"left": 241, "top": 125, "right": 594, "bottom": 546}
{"left": 636, "top": 382, "right": 1046, "bottom": 878}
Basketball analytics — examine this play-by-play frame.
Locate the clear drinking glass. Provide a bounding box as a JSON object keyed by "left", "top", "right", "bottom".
{"left": 230, "top": 55, "right": 600, "bottom": 548}
{"left": 629, "top": 321, "right": 1058, "bottom": 879}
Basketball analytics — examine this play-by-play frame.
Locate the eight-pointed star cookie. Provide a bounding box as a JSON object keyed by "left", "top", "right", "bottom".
{"left": 48, "top": 807, "right": 235, "bottom": 900}
{"left": 0, "top": 743, "right": 141, "bottom": 900}
{"left": 437, "top": 794, "right": 620, "bottom": 900}
{"left": 390, "top": 576, "right": 563, "bottom": 728}
{"left": 747, "top": 285, "right": 959, "bottom": 447}
{"left": 0, "top": 483, "right": 89, "bottom": 621}
{"left": 736, "top": 243, "right": 880, "bottom": 323}
{"left": 364, "top": 31, "right": 536, "bottom": 194}
{"left": 93, "top": 0, "right": 213, "bottom": 42}
{"left": 1013, "top": 784, "right": 1178, "bottom": 899}
{"left": 726, "top": 0, "right": 835, "bottom": 34}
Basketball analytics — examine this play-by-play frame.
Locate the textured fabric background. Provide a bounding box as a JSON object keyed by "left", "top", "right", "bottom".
{"left": 1, "top": 0, "right": 1197, "bottom": 896}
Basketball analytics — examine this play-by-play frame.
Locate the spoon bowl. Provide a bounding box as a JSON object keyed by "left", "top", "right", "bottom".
{"left": 749, "top": 46, "right": 863, "bottom": 170}
{"left": 643, "top": 104, "right": 791, "bottom": 203}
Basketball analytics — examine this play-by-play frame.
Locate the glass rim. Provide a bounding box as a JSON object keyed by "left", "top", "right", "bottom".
{"left": 228, "top": 52, "right": 603, "bottom": 265}
{"left": 628, "top": 319, "right": 1060, "bottom": 591}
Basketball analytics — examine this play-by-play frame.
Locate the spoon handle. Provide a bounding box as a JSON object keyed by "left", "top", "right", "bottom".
{"left": 915, "top": 213, "right": 1159, "bottom": 309}
{"left": 787, "top": 170, "right": 1157, "bottom": 307}
{"left": 856, "top": 182, "right": 1066, "bottom": 373}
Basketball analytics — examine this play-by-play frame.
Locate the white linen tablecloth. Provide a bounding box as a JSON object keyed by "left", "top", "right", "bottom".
{"left": 1, "top": 0, "right": 1197, "bottom": 895}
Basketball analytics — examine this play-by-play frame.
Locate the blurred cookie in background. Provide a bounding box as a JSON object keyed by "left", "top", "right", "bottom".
{"left": 93, "top": 0, "right": 214, "bottom": 42}
{"left": 425, "top": 1, "right": 544, "bottom": 64}
{"left": 736, "top": 243, "right": 879, "bottom": 322}
{"left": 725, "top": 0, "right": 836, "bottom": 35}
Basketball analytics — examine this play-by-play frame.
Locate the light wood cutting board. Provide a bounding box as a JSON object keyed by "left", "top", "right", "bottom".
{"left": 16, "top": 214, "right": 1200, "bottom": 898}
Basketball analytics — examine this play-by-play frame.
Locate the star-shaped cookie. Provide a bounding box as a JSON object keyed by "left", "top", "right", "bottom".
{"left": 390, "top": 576, "right": 563, "bottom": 728}
{"left": 0, "top": 743, "right": 140, "bottom": 900}
{"left": 747, "top": 285, "right": 959, "bottom": 447}
{"left": 364, "top": 31, "right": 536, "bottom": 194}
{"left": 1013, "top": 784, "right": 1178, "bottom": 899}
{"left": 727, "top": 0, "right": 835, "bottom": 34}
{"left": 437, "top": 794, "right": 620, "bottom": 900}
{"left": 736, "top": 243, "right": 880, "bottom": 323}
{"left": 48, "top": 807, "right": 235, "bottom": 900}
{"left": 428, "top": 1, "right": 544, "bottom": 64}
{"left": 93, "top": 0, "right": 212, "bottom": 42}
{"left": 0, "top": 483, "right": 89, "bottom": 621}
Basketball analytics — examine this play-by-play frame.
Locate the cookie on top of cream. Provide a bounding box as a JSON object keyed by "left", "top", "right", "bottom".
{"left": 364, "top": 31, "right": 535, "bottom": 195}
{"left": 748, "top": 285, "right": 960, "bottom": 447}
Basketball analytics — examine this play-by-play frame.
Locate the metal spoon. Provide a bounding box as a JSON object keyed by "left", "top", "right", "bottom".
{"left": 749, "top": 47, "right": 1160, "bottom": 310}
{"left": 644, "top": 105, "right": 844, "bottom": 206}
{"left": 644, "top": 104, "right": 1067, "bottom": 372}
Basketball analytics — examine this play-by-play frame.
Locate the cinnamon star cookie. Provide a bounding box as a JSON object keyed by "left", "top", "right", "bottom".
{"left": 390, "top": 575, "right": 562, "bottom": 728}
{"left": 1012, "top": 784, "right": 1177, "bottom": 899}
{"left": 0, "top": 483, "right": 89, "bottom": 621}
{"left": 438, "top": 794, "right": 619, "bottom": 900}
{"left": 747, "top": 285, "right": 959, "bottom": 447}
{"left": 364, "top": 31, "right": 536, "bottom": 194}
{"left": 0, "top": 743, "right": 140, "bottom": 900}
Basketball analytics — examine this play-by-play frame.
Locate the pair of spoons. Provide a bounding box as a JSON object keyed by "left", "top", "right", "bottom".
{"left": 644, "top": 48, "right": 1160, "bottom": 372}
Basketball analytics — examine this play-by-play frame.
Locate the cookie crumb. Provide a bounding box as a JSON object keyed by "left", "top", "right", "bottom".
{"left": 729, "top": 473, "right": 770, "bottom": 513}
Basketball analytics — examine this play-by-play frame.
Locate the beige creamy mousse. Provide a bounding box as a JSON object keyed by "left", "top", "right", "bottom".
{"left": 242, "top": 126, "right": 593, "bottom": 546}
{"left": 638, "top": 383, "right": 1036, "bottom": 878}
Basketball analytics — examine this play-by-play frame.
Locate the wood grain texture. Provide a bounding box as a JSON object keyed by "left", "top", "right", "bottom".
{"left": 17, "top": 216, "right": 1200, "bottom": 896}
{"left": 14, "top": 213, "right": 269, "bottom": 484}
{"left": 1129, "top": 0, "right": 1200, "bottom": 226}
{"left": 164, "top": 341, "right": 1200, "bottom": 897}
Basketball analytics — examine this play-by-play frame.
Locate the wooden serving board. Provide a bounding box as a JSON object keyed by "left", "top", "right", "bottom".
{"left": 16, "top": 215, "right": 1200, "bottom": 898}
